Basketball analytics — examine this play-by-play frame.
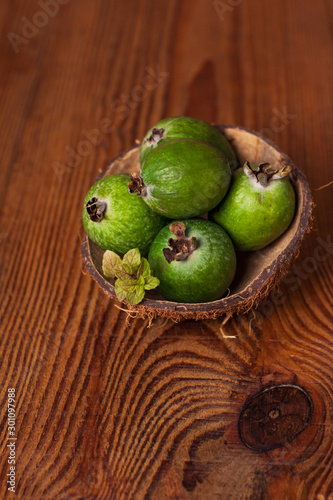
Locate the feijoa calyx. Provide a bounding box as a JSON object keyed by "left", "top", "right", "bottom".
{"left": 140, "top": 116, "right": 238, "bottom": 171}
{"left": 129, "top": 138, "right": 231, "bottom": 219}
{"left": 148, "top": 219, "right": 236, "bottom": 303}
{"left": 210, "top": 162, "right": 296, "bottom": 251}
{"left": 82, "top": 174, "right": 167, "bottom": 256}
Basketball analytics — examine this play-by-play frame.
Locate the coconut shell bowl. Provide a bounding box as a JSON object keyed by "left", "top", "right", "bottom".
{"left": 81, "top": 125, "right": 313, "bottom": 322}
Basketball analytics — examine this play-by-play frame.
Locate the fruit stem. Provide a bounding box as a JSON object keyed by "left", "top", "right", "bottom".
{"left": 163, "top": 222, "right": 197, "bottom": 263}
{"left": 145, "top": 127, "right": 165, "bottom": 146}
{"left": 86, "top": 197, "right": 107, "bottom": 222}
{"left": 128, "top": 173, "right": 147, "bottom": 197}
{"left": 243, "top": 161, "right": 291, "bottom": 187}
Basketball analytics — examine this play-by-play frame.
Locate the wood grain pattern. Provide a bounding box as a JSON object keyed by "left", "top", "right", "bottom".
{"left": 0, "top": 0, "right": 332, "bottom": 498}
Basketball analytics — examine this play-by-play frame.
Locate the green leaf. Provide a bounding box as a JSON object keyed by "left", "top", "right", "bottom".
{"left": 144, "top": 275, "right": 160, "bottom": 290}
{"left": 122, "top": 262, "right": 134, "bottom": 275}
{"left": 122, "top": 248, "right": 141, "bottom": 273}
{"left": 102, "top": 250, "right": 122, "bottom": 279}
{"left": 138, "top": 257, "right": 152, "bottom": 278}
{"left": 114, "top": 265, "right": 131, "bottom": 281}
{"left": 104, "top": 247, "right": 159, "bottom": 305}
{"left": 115, "top": 278, "right": 145, "bottom": 305}
{"left": 115, "top": 273, "right": 135, "bottom": 285}
{"left": 136, "top": 275, "right": 146, "bottom": 287}
{"left": 114, "top": 279, "right": 131, "bottom": 302}
{"left": 127, "top": 286, "right": 145, "bottom": 305}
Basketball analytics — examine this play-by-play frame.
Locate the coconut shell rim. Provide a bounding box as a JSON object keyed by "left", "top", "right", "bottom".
{"left": 81, "top": 124, "right": 313, "bottom": 321}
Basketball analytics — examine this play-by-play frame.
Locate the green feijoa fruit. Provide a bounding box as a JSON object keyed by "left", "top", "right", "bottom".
{"left": 129, "top": 139, "right": 231, "bottom": 219}
{"left": 82, "top": 174, "right": 167, "bottom": 255}
{"left": 148, "top": 219, "right": 236, "bottom": 303}
{"left": 140, "top": 116, "right": 238, "bottom": 171}
{"left": 210, "top": 162, "right": 296, "bottom": 251}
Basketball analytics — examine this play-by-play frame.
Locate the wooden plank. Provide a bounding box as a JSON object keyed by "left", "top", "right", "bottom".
{"left": 0, "top": 0, "right": 332, "bottom": 498}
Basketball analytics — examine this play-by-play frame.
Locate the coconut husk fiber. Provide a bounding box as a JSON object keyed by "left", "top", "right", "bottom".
{"left": 81, "top": 125, "right": 313, "bottom": 322}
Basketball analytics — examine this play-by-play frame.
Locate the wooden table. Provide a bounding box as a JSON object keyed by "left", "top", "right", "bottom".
{"left": 1, "top": 0, "right": 332, "bottom": 498}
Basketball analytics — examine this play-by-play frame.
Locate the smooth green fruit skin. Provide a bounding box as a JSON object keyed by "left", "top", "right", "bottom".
{"left": 140, "top": 116, "right": 238, "bottom": 171}
{"left": 141, "top": 139, "right": 231, "bottom": 219}
{"left": 210, "top": 168, "right": 296, "bottom": 251}
{"left": 82, "top": 174, "right": 167, "bottom": 255}
{"left": 148, "top": 219, "right": 236, "bottom": 303}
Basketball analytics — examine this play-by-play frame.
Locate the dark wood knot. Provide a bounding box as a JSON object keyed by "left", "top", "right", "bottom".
{"left": 238, "top": 384, "right": 313, "bottom": 452}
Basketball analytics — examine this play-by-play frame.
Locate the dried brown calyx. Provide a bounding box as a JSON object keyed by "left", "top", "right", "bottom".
{"left": 244, "top": 161, "right": 291, "bottom": 187}
{"left": 145, "top": 127, "right": 165, "bottom": 146}
{"left": 86, "top": 197, "right": 107, "bottom": 222}
{"left": 163, "top": 222, "right": 197, "bottom": 264}
{"left": 128, "top": 173, "right": 147, "bottom": 196}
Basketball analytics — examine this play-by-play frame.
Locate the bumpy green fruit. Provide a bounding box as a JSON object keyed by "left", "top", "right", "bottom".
{"left": 148, "top": 219, "right": 236, "bottom": 303}
{"left": 82, "top": 174, "right": 167, "bottom": 255}
{"left": 140, "top": 116, "right": 238, "bottom": 171}
{"left": 130, "top": 139, "right": 231, "bottom": 219}
{"left": 210, "top": 162, "right": 296, "bottom": 251}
